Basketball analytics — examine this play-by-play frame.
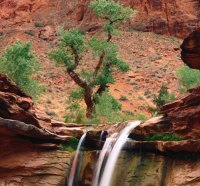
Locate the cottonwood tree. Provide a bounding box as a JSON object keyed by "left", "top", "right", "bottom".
{"left": 50, "top": 0, "right": 136, "bottom": 118}
{"left": 0, "top": 41, "right": 43, "bottom": 100}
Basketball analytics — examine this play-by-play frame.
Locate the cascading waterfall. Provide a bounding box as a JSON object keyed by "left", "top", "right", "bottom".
{"left": 68, "top": 121, "right": 141, "bottom": 186}
{"left": 68, "top": 132, "right": 87, "bottom": 186}
{"left": 92, "top": 133, "right": 118, "bottom": 186}
{"left": 98, "top": 121, "right": 141, "bottom": 186}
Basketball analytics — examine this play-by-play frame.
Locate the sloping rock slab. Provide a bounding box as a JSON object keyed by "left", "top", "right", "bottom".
{"left": 161, "top": 86, "right": 200, "bottom": 139}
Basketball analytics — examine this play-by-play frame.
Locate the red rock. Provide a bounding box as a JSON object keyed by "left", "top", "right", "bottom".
{"left": 0, "top": 0, "right": 199, "bottom": 38}
{"left": 181, "top": 28, "right": 200, "bottom": 70}
{"left": 38, "top": 25, "right": 56, "bottom": 41}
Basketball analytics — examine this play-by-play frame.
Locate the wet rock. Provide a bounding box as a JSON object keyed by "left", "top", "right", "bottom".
{"left": 78, "top": 151, "right": 200, "bottom": 186}
{"left": 124, "top": 139, "right": 200, "bottom": 153}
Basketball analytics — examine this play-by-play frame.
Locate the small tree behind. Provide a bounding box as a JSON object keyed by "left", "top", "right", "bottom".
{"left": 50, "top": 0, "right": 136, "bottom": 118}
{"left": 0, "top": 41, "right": 43, "bottom": 100}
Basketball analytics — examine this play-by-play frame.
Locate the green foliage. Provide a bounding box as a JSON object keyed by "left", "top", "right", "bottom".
{"left": 0, "top": 41, "right": 43, "bottom": 100}
{"left": 92, "top": 91, "right": 127, "bottom": 123}
{"left": 60, "top": 137, "right": 79, "bottom": 152}
{"left": 49, "top": 29, "right": 85, "bottom": 69}
{"left": 68, "top": 88, "right": 85, "bottom": 101}
{"left": 65, "top": 107, "right": 86, "bottom": 124}
{"left": 34, "top": 22, "right": 45, "bottom": 28}
{"left": 65, "top": 91, "right": 126, "bottom": 124}
{"left": 176, "top": 66, "right": 200, "bottom": 92}
{"left": 90, "top": 0, "right": 135, "bottom": 37}
{"left": 90, "top": 0, "right": 134, "bottom": 23}
{"left": 88, "top": 37, "right": 129, "bottom": 87}
{"left": 153, "top": 86, "right": 176, "bottom": 110}
{"left": 135, "top": 112, "right": 148, "bottom": 121}
{"left": 50, "top": 0, "right": 133, "bottom": 120}
{"left": 25, "top": 30, "right": 35, "bottom": 36}
{"left": 145, "top": 133, "right": 184, "bottom": 141}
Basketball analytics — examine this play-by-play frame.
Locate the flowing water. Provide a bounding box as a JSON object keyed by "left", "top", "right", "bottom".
{"left": 68, "top": 121, "right": 141, "bottom": 186}
{"left": 92, "top": 133, "right": 118, "bottom": 186}
{"left": 68, "top": 132, "right": 87, "bottom": 186}
{"left": 98, "top": 121, "right": 141, "bottom": 186}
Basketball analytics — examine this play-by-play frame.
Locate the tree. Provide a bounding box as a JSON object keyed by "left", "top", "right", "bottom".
{"left": 50, "top": 0, "right": 135, "bottom": 118}
{"left": 0, "top": 41, "right": 43, "bottom": 100}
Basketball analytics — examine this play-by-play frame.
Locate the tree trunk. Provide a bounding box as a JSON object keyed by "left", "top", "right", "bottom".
{"left": 84, "top": 87, "right": 94, "bottom": 118}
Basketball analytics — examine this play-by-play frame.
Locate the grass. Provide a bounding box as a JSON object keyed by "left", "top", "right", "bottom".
{"left": 176, "top": 66, "right": 200, "bottom": 93}
{"left": 135, "top": 112, "right": 148, "bottom": 121}
{"left": 145, "top": 133, "right": 184, "bottom": 141}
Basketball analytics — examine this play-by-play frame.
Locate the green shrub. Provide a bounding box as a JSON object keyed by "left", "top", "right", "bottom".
{"left": 50, "top": 0, "right": 135, "bottom": 118}
{"left": 176, "top": 66, "right": 200, "bottom": 92}
{"left": 0, "top": 41, "right": 43, "bottom": 100}
{"left": 153, "top": 86, "right": 175, "bottom": 110}
{"left": 134, "top": 112, "right": 148, "bottom": 121}
{"left": 25, "top": 30, "right": 35, "bottom": 36}
{"left": 145, "top": 133, "right": 184, "bottom": 141}
{"left": 65, "top": 104, "right": 86, "bottom": 124}
{"left": 34, "top": 22, "right": 45, "bottom": 28}
{"left": 65, "top": 90, "right": 127, "bottom": 124}
{"left": 60, "top": 137, "right": 79, "bottom": 152}
{"left": 93, "top": 91, "right": 123, "bottom": 123}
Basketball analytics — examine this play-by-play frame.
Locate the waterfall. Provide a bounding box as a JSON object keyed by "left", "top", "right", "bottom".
{"left": 92, "top": 133, "right": 118, "bottom": 186}
{"left": 68, "top": 132, "right": 87, "bottom": 186}
{"left": 98, "top": 121, "right": 141, "bottom": 186}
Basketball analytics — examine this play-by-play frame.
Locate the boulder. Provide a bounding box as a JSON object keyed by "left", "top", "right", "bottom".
{"left": 38, "top": 25, "right": 56, "bottom": 41}
{"left": 181, "top": 28, "right": 200, "bottom": 70}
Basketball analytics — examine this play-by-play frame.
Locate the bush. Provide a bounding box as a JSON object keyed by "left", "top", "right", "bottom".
{"left": 176, "top": 66, "right": 200, "bottom": 92}
{"left": 65, "top": 90, "right": 128, "bottom": 124}
{"left": 65, "top": 103, "right": 86, "bottom": 124}
{"left": 60, "top": 137, "right": 79, "bottom": 152}
{"left": 25, "top": 30, "right": 35, "bottom": 36}
{"left": 34, "top": 22, "right": 45, "bottom": 28}
{"left": 145, "top": 133, "right": 184, "bottom": 141}
{"left": 93, "top": 91, "right": 123, "bottom": 123}
{"left": 135, "top": 112, "right": 148, "bottom": 121}
{"left": 0, "top": 41, "right": 43, "bottom": 100}
{"left": 153, "top": 86, "right": 175, "bottom": 110}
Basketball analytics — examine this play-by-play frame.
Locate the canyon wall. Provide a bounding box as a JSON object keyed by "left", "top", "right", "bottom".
{"left": 0, "top": 0, "right": 199, "bottom": 38}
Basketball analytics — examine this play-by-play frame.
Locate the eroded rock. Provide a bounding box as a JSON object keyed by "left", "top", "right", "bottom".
{"left": 1, "top": 0, "right": 199, "bottom": 38}
{"left": 181, "top": 28, "right": 200, "bottom": 70}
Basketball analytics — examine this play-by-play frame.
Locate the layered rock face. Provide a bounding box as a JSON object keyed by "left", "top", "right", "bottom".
{"left": 78, "top": 151, "right": 200, "bottom": 186}
{"left": 121, "top": 0, "right": 200, "bottom": 38}
{"left": 0, "top": 74, "right": 85, "bottom": 185}
{"left": 0, "top": 0, "right": 200, "bottom": 38}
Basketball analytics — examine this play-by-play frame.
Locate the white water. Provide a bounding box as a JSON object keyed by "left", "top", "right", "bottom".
{"left": 92, "top": 133, "right": 118, "bottom": 186}
{"left": 68, "top": 133, "right": 87, "bottom": 186}
{"left": 99, "top": 121, "right": 141, "bottom": 186}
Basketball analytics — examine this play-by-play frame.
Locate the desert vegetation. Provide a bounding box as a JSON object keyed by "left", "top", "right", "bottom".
{"left": 0, "top": 0, "right": 198, "bottom": 125}
{"left": 50, "top": 0, "right": 136, "bottom": 122}
{"left": 0, "top": 41, "right": 43, "bottom": 100}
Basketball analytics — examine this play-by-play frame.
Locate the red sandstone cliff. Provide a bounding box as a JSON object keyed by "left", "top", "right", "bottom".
{"left": 0, "top": 0, "right": 199, "bottom": 38}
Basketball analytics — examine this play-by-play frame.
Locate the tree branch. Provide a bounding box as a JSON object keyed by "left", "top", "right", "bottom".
{"left": 67, "top": 68, "right": 88, "bottom": 89}
{"left": 93, "top": 51, "right": 105, "bottom": 82}
{"left": 71, "top": 46, "right": 80, "bottom": 67}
